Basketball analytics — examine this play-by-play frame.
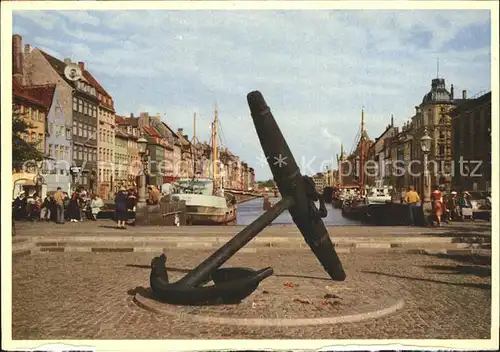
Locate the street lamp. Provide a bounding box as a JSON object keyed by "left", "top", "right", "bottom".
{"left": 420, "top": 127, "right": 432, "bottom": 219}
{"left": 137, "top": 135, "right": 148, "bottom": 203}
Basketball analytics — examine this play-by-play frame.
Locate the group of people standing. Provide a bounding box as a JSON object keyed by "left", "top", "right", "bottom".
{"left": 12, "top": 187, "right": 104, "bottom": 224}
{"left": 114, "top": 187, "right": 138, "bottom": 229}
{"left": 404, "top": 185, "right": 475, "bottom": 226}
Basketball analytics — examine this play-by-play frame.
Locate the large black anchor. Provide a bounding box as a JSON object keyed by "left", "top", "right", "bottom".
{"left": 149, "top": 91, "right": 346, "bottom": 305}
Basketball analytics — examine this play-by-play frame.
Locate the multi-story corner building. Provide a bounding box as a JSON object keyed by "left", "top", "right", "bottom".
{"left": 312, "top": 173, "right": 325, "bottom": 193}
{"left": 341, "top": 131, "right": 373, "bottom": 187}
{"left": 84, "top": 70, "right": 116, "bottom": 199}
{"left": 22, "top": 39, "right": 99, "bottom": 190}
{"left": 114, "top": 128, "right": 129, "bottom": 191}
{"left": 68, "top": 61, "right": 99, "bottom": 191}
{"left": 19, "top": 37, "right": 75, "bottom": 189}
{"left": 231, "top": 156, "right": 242, "bottom": 190}
{"left": 12, "top": 79, "right": 52, "bottom": 199}
{"left": 125, "top": 116, "right": 140, "bottom": 187}
{"left": 241, "top": 162, "right": 249, "bottom": 190}
{"left": 219, "top": 147, "right": 232, "bottom": 188}
{"left": 249, "top": 167, "right": 256, "bottom": 190}
{"left": 365, "top": 116, "right": 398, "bottom": 188}
{"left": 410, "top": 78, "right": 466, "bottom": 194}
{"left": 141, "top": 124, "right": 167, "bottom": 187}
{"left": 390, "top": 121, "right": 414, "bottom": 191}
{"left": 176, "top": 128, "right": 194, "bottom": 178}
{"left": 42, "top": 84, "right": 72, "bottom": 192}
{"left": 450, "top": 91, "right": 491, "bottom": 191}
{"left": 12, "top": 79, "right": 49, "bottom": 156}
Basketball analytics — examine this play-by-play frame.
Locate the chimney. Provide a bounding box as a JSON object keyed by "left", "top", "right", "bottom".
{"left": 184, "top": 134, "right": 189, "bottom": 140}
{"left": 450, "top": 84, "right": 454, "bottom": 99}
{"left": 139, "top": 112, "right": 150, "bottom": 126}
{"left": 130, "top": 113, "right": 134, "bottom": 118}
{"left": 462, "top": 90, "right": 467, "bottom": 99}
{"left": 64, "top": 58, "right": 71, "bottom": 65}
{"left": 391, "top": 114, "right": 394, "bottom": 127}
{"left": 24, "top": 44, "right": 30, "bottom": 56}
{"left": 78, "top": 61, "right": 85, "bottom": 71}
{"left": 12, "top": 34, "right": 23, "bottom": 78}
{"left": 178, "top": 128, "right": 184, "bottom": 134}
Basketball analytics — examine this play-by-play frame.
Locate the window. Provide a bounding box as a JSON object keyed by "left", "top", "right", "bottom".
{"left": 38, "top": 110, "right": 44, "bottom": 121}
{"left": 73, "top": 97, "right": 78, "bottom": 111}
{"left": 55, "top": 145, "right": 60, "bottom": 159}
{"left": 48, "top": 144, "right": 53, "bottom": 157}
{"left": 66, "top": 128, "right": 71, "bottom": 140}
{"left": 78, "top": 99, "right": 83, "bottom": 113}
{"left": 73, "top": 145, "right": 77, "bottom": 158}
{"left": 78, "top": 123, "right": 83, "bottom": 137}
{"left": 94, "top": 106, "right": 98, "bottom": 118}
{"left": 66, "top": 146, "right": 70, "bottom": 159}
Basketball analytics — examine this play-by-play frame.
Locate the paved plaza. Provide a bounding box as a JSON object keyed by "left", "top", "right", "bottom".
{"left": 12, "top": 248, "right": 491, "bottom": 339}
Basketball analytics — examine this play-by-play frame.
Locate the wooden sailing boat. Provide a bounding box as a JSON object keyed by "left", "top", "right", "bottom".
{"left": 341, "top": 108, "right": 369, "bottom": 220}
{"left": 171, "top": 103, "right": 237, "bottom": 225}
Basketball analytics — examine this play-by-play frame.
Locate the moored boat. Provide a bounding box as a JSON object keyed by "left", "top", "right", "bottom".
{"left": 171, "top": 178, "right": 236, "bottom": 225}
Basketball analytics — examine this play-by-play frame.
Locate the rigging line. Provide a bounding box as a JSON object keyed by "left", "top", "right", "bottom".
{"left": 218, "top": 118, "right": 228, "bottom": 147}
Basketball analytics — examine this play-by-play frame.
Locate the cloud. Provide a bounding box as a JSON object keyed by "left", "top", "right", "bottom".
{"left": 12, "top": 10, "right": 492, "bottom": 180}
{"left": 61, "top": 22, "right": 116, "bottom": 43}
{"left": 14, "top": 11, "right": 60, "bottom": 30}
{"left": 57, "top": 11, "right": 101, "bottom": 26}
{"left": 13, "top": 25, "right": 27, "bottom": 35}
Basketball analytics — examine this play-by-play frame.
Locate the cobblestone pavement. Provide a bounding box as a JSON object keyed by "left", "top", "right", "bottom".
{"left": 12, "top": 249, "right": 491, "bottom": 339}
{"left": 12, "top": 219, "right": 492, "bottom": 238}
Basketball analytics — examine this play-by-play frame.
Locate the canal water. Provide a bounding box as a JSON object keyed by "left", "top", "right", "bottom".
{"left": 236, "top": 197, "right": 361, "bottom": 226}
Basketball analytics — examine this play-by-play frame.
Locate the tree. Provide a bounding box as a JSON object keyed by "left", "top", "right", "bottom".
{"left": 257, "top": 179, "right": 276, "bottom": 188}
{"left": 12, "top": 104, "right": 47, "bottom": 171}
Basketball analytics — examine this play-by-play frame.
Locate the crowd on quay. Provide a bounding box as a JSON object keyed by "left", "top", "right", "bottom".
{"left": 12, "top": 184, "right": 165, "bottom": 229}
{"left": 404, "top": 185, "right": 488, "bottom": 226}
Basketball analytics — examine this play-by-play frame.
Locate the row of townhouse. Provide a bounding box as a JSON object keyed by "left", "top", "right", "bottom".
{"left": 11, "top": 34, "right": 256, "bottom": 199}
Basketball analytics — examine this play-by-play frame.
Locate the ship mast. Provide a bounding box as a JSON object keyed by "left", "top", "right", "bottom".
{"left": 212, "top": 103, "right": 219, "bottom": 194}
{"left": 360, "top": 108, "right": 365, "bottom": 196}
{"left": 191, "top": 112, "right": 197, "bottom": 177}
{"left": 338, "top": 143, "right": 344, "bottom": 187}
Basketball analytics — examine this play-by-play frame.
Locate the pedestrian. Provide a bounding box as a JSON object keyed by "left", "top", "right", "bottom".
{"left": 404, "top": 185, "right": 420, "bottom": 226}
{"left": 53, "top": 187, "right": 65, "bottom": 224}
{"left": 147, "top": 186, "right": 160, "bottom": 205}
{"left": 12, "top": 192, "right": 27, "bottom": 221}
{"left": 90, "top": 194, "right": 104, "bottom": 220}
{"left": 115, "top": 186, "right": 129, "bottom": 229}
{"left": 68, "top": 190, "right": 81, "bottom": 222}
{"left": 126, "top": 188, "right": 137, "bottom": 226}
{"left": 431, "top": 186, "right": 443, "bottom": 227}
{"left": 40, "top": 194, "right": 52, "bottom": 221}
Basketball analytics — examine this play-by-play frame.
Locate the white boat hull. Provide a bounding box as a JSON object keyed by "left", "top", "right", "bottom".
{"left": 172, "top": 193, "right": 236, "bottom": 225}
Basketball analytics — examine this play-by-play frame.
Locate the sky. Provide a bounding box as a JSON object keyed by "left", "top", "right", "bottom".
{"left": 12, "top": 9, "right": 491, "bottom": 180}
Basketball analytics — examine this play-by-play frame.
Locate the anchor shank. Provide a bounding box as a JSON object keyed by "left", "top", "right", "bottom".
{"left": 247, "top": 91, "right": 346, "bottom": 281}
{"left": 177, "top": 196, "right": 294, "bottom": 287}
